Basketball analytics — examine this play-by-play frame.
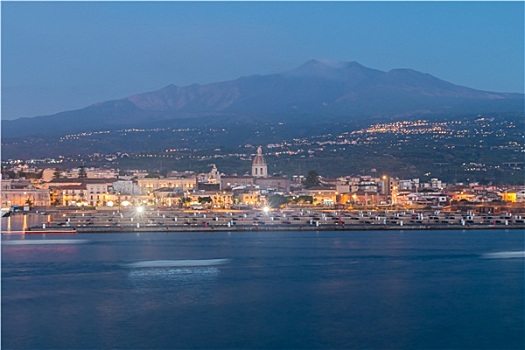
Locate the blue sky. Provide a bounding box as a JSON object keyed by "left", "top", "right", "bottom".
{"left": 2, "top": 1, "right": 524, "bottom": 120}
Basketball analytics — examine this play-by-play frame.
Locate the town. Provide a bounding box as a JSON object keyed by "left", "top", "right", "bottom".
{"left": 2, "top": 146, "right": 524, "bottom": 231}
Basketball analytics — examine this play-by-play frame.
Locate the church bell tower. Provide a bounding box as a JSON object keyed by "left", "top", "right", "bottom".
{"left": 252, "top": 146, "right": 267, "bottom": 178}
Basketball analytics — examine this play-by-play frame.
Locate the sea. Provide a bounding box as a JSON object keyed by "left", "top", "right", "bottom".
{"left": 2, "top": 215, "right": 524, "bottom": 349}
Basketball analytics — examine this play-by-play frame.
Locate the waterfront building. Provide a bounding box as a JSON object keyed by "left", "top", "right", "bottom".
{"left": 232, "top": 186, "right": 267, "bottom": 208}
{"left": 1, "top": 188, "right": 51, "bottom": 208}
{"left": 185, "top": 190, "right": 234, "bottom": 209}
{"left": 1, "top": 179, "right": 50, "bottom": 208}
{"left": 53, "top": 185, "right": 87, "bottom": 206}
{"left": 86, "top": 181, "right": 114, "bottom": 207}
{"left": 345, "top": 191, "right": 386, "bottom": 207}
{"left": 152, "top": 188, "right": 184, "bottom": 208}
{"left": 44, "top": 178, "right": 116, "bottom": 207}
{"left": 137, "top": 175, "right": 197, "bottom": 196}
{"left": 302, "top": 186, "right": 338, "bottom": 206}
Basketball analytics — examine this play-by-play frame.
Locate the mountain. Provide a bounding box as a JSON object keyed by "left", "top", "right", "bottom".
{"left": 3, "top": 59, "right": 523, "bottom": 138}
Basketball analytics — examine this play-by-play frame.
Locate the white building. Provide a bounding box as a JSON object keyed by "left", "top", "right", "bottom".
{"left": 252, "top": 146, "right": 268, "bottom": 178}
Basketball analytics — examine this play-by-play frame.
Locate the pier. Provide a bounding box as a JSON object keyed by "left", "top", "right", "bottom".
{"left": 9, "top": 208, "right": 525, "bottom": 233}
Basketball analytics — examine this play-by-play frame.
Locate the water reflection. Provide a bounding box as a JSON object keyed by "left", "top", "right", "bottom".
{"left": 1, "top": 213, "right": 46, "bottom": 232}
{"left": 2, "top": 239, "right": 90, "bottom": 246}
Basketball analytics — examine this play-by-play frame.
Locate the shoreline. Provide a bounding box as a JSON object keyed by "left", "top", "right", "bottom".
{"left": 3, "top": 208, "right": 524, "bottom": 234}
{"left": 16, "top": 223, "right": 525, "bottom": 234}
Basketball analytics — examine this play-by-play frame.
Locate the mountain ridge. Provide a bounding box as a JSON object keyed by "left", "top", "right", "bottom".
{"left": 3, "top": 59, "right": 523, "bottom": 139}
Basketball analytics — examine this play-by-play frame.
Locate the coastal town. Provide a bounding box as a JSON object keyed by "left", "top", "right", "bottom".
{"left": 2, "top": 146, "right": 524, "bottom": 232}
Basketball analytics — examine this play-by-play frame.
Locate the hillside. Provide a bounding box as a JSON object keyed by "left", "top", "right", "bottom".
{"left": 3, "top": 59, "right": 523, "bottom": 139}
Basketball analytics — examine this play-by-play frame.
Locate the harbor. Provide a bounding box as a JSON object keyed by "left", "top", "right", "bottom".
{"left": 3, "top": 208, "right": 524, "bottom": 234}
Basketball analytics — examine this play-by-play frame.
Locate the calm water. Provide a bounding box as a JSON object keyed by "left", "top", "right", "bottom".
{"left": 2, "top": 229, "right": 524, "bottom": 349}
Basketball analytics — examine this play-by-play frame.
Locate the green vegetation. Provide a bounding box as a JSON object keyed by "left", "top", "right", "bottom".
{"left": 198, "top": 196, "right": 213, "bottom": 204}
{"left": 289, "top": 195, "right": 313, "bottom": 204}
{"left": 268, "top": 194, "right": 288, "bottom": 208}
{"left": 78, "top": 166, "right": 87, "bottom": 178}
{"left": 2, "top": 114, "right": 524, "bottom": 184}
{"left": 303, "top": 170, "right": 320, "bottom": 188}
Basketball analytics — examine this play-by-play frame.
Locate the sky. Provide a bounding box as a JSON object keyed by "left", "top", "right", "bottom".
{"left": 2, "top": 1, "right": 524, "bottom": 120}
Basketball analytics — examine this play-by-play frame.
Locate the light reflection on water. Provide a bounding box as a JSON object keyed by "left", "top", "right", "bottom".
{"left": 128, "top": 266, "right": 220, "bottom": 286}
{"left": 1, "top": 213, "right": 47, "bottom": 231}
{"left": 2, "top": 239, "right": 90, "bottom": 245}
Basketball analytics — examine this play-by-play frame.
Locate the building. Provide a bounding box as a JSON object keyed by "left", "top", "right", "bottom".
{"left": 252, "top": 146, "right": 268, "bottom": 178}
{"left": 152, "top": 188, "right": 184, "bottom": 208}
{"left": 112, "top": 180, "right": 141, "bottom": 196}
{"left": 517, "top": 190, "right": 525, "bottom": 203}
{"left": 86, "top": 181, "right": 114, "bottom": 207}
{"left": 185, "top": 190, "right": 234, "bottom": 209}
{"left": 302, "top": 186, "right": 338, "bottom": 206}
{"left": 198, "top": 164, "right": 221, "bottom": 184}
{"left": 221, "top": 147, "right": 291, "bottom": 192}
{"left": 45, "top": 178, "right": 116, "bottom": 207}
{"left": 54, "top": 185, "right": 87, "bottom": 206}
{"left": 221, "top": 176, "right": 255, "bottom": 190}
{"left": 137, "top": 175, "right": 197, "bottom": 196}
{"left": 254, "top": 177, "right": 291, "bottom": 192}
{"left": 1, "top": 179, "right": 50, "bottom": 208}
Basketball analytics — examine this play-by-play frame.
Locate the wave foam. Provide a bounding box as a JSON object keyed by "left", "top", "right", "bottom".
{"left": 482, "top": 251, "right": 525, "bottom": 259}
{"left": 123, "top": 259, "right": 230, "bottom": 268}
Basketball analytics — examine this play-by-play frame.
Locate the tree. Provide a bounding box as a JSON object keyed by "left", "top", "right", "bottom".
{"left": 198, "top": 196, "right": 213, "bottom": 204}
{"left": 303, "top": 170, "right": 320, "bottom": 189}
{"left": 53, "top": 168, "right": 62, "bottom": 180}
{"left": 268, "top": 194, "right": 288, "bottom": 209}
{"left": 296, "top": 195, "right": 313, "bottom": 204}
{"left": 78, "top": 166, "right": 87, "bottom": 179}
{"left": 79, "top": 191, "right": 86, "bottom": 206}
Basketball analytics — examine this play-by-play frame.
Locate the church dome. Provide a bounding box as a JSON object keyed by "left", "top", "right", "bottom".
{"left": 252, "top": 146, "right": 267, "bottom": 166}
